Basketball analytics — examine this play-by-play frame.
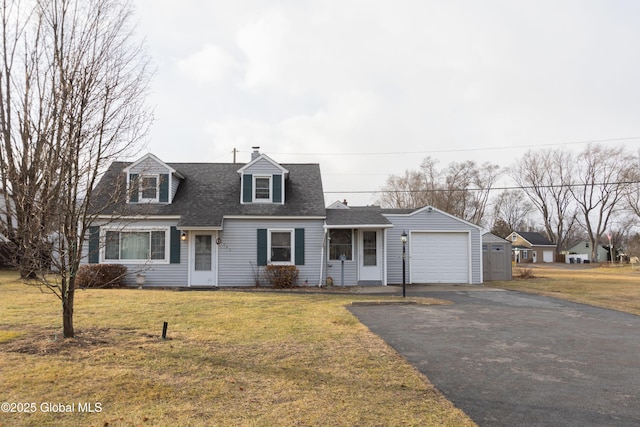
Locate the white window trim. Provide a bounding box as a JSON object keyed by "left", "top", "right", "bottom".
{"left": 139, "top": 174, "right": 160, "bottom": 203}
{"left": 101, "top": 227, "right": 170, "bottom": 264}
{"left": 329, "top": 229, "right": 354, "bottom": 261}
{"left": 268, "top": 228, "right": 294, "bottom": 265}
{"left": 253, "top": 175, "right": 272, "bottom": 203}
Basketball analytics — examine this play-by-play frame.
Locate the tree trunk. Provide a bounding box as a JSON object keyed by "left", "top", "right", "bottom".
{"left": 63, "top": 286, "right": 75, "bottom": 338}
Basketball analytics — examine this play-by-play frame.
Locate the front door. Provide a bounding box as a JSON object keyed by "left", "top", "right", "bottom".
{"left": 359, "top": 230, "right": 381, "bottom": 281}
{"left": 190, "top": 232, "right": 217, "bottom": 286}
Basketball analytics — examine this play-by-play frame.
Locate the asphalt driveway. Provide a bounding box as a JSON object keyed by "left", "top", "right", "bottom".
{"left": 349, "top": 288, "right": 640, "bottom": 427}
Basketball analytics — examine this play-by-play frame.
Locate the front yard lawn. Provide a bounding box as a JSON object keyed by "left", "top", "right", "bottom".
{"left": 493, "top": 264, "right": 640, "bottom": 315}
{"left": 0, "top": 271, "right": 474, "bottom": 426}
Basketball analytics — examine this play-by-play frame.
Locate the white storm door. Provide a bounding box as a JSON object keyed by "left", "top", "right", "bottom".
{"left": 359, "top": 230, "right": 381, "bottom": 281}
{"left": 190, "top": 233, "right": 217, "bottom": 286}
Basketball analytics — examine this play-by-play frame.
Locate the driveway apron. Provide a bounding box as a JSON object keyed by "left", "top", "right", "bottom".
{"left": 349, "top": 289, "right": 640, "bottom": 427}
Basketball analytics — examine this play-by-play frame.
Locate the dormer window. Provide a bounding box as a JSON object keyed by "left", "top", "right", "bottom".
{"left": 128, "top": 173, "right": 170, "bottom": 204}
{"left": 254, "top": 176, "right": 271, "bottom": 201}
{"left": 238, "top": 152, "right": 288, "bottom": 205}
{"left": 140, "top": 175, "right": 159, "bottom": 202}
{"left": 124, "top": 153, "right": 182, "bottom": 204}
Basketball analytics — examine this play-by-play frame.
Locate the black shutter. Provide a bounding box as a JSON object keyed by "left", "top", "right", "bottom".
{"left": 170, "top": 226, "right": 181, "bottom": 264}
{"left": 88, "top": 226, "right": 100, "bottom": 264}
{"left": 243, "top": 174, "right": 252, "bottom": 203}
{"left": 159, "top": 174, "right": 170, "bottom": 202}
{"left": 273, "top": 174, "right": 282, "bottom": 203}
{"left": 129, "top": 173, "right": 139, "bottom": 203}
{"left": 295, "top": 228, "right": 304, "bottom": 265}
{"left": 257, "top": 229, "right": 267, "bottom": 266}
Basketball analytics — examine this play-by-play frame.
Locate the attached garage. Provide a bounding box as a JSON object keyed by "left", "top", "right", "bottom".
{"left": 411, "top": 232, "right": 470, "bottom": 283}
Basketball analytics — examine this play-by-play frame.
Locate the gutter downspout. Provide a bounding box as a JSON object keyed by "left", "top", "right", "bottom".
{"left": 319, "top": 226, "right": 327, "bottom": 287}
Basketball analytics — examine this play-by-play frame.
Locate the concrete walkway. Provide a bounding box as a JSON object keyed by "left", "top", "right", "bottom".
{"left": 349, "top": 289, "right": 640, "bottom": 427}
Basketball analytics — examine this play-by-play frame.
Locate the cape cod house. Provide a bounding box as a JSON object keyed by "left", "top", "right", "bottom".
{"left": 85, "top": 149, "right": 483, "bottom": 287}
{"left": 507, "top": 231, "right": 556, "bottom": 263}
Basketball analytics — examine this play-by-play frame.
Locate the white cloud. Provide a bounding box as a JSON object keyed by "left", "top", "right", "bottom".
{"left": 135, "top": 0, "right": 640, "bottom": 205}
{"left": 175, "top": 44, "right": 239, "bottom": 85}
{"left": 236, "top": 7, "right": 291, "bottom": 90}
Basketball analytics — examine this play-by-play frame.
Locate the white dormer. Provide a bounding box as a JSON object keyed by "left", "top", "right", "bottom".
{"left": 237, "top": 149, "right": 289, "bottom": 204}
{"left": 124, "top": 153, "right": 184, "bottom": 204}
{"left": 327, "top": 200, "right": 350, "bottom": 209}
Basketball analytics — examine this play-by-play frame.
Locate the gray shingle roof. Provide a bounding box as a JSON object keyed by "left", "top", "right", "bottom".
{"left": 91, "top": 161, "right": 326, "bottom": 227}
{"left": 325, "top": 207, "right": 392, "bottom": 227}
{"left": 483, "top": 232, "right": 510, "bottom": 244}
{"left": 516, "top": 231, "right": 555, "bottom": 246}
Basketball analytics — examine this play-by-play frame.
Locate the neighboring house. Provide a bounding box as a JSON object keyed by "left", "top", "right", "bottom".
{"left": 565, "top": 240, "right": 609, "bottom": 263}
{"left": 85, "top": 150, "right": 483, "bottom": 287}
{"left": 507, "top": 231, "right": 556, "bottom": 263}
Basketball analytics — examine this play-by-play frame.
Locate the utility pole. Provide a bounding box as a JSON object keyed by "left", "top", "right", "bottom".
{"left": 232, "top": 148, "right": 237, "bottom": 163}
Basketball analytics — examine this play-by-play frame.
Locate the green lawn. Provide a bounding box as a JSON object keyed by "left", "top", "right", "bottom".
{"left": 0, "top": 271, "right": 474, "bottom": 427}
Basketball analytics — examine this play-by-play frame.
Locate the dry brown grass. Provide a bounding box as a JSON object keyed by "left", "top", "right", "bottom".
{"left": 0, "top": 271, "right": 474, "bottom": 427}
{"left": 492, "top": 263, "right": 640, "bottom": 315}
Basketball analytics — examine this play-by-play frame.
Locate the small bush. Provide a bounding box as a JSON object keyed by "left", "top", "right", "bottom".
{"left": 263, "top": 265, "right": 299, "bottom": 289}
{"left": 516, "top": 268, "right": 535, "bottom": 279}
{"left": 75, "top": 264, "right": 128, "bottom": 288}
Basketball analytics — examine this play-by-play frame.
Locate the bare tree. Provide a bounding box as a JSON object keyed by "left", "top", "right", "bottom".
{"left": 424, "top": 160, "right": 499, "bottom": 226}
{"left": 0, "top": 0, "right": 151, "bottom": 337}
{"left": 377, "top": 168, "right": 431, "bottom": 209}
{"left": 625, "top": 149, "right": 640, "bottom": 219}
{"left": 569, "top": 144, "right": 636, "bottom": 262}
{"left": 510, "top": 148, "right": 576, "bottom": 252}
{"left": 377, "top": 157, "right": 500, "bottom": 226}
{"left": 492, "top": 190, "right": 533, "bottom": 235}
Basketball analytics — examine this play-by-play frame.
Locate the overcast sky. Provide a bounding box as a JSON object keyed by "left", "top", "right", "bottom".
{"left": 134, "top": 0, "right": 640, "bottom": 205}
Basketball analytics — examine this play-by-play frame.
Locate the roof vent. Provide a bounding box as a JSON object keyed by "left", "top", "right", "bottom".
{"left": 251, "top": 146, "right": 260, "bottom": 160}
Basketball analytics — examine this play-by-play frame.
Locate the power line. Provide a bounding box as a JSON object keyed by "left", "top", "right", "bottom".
{"left": 324, "top": 180, "right": 640, "bottom": 194}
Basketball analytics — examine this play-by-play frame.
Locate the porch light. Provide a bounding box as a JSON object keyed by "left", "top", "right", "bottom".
{"left": 180, "top": 231, "right": 187, "bottom": 241}
{"left": 401, "top": 231, "right": 407, "bottom": 297}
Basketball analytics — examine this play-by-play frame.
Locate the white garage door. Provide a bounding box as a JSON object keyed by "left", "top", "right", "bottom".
{"left": 412, "top": 232, "right": 469, "bottom": 283}
{"left": 543, "top": 250, "right": 554, "bottom": 263}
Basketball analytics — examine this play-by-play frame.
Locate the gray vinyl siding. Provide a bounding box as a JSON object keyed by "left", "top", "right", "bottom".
{"left": 171, "top": 175, "right": 181, "bottom": 202}
{"left": 80, "top": 219, "right": 188, "bottom": 287}
{"left": 385, "top": 209, "right": 482, "bottom": 284}
{"left": 217, "top": 218, "right": 324, "bottom": 286}
{"left": 244, "top": 157, "right": 286, "bottom": 175}
{"left": 129, "top": 157, "right": 171, "bottom": 175}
